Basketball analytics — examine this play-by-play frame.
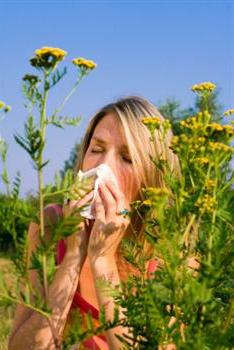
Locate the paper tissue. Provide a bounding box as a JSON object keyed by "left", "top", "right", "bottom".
{"left": 78, "top": 163, "right": 118, "bottom": 219}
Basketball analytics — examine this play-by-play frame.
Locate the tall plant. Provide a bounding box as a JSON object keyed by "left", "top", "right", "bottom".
{"left": 0, "top": 47, "right": 97, "bottom": 349}
{"left": 52, "top": 82, "right": 234, "bottom": 350}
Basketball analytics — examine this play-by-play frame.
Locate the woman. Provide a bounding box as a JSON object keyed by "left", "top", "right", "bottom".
{"left": 8, "top": 96, "right": 181, "bottom": 350}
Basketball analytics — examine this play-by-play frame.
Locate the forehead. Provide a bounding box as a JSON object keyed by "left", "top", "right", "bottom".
{"left": 92, "top": 113, "right": 127, "bottom": 144}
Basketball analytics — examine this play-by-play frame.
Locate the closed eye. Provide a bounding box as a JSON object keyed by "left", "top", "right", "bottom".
{"left": 122, "top": 154, "right": 132, "bottom": 164}
{"left": 91, "top": 147, "right": 103, "bottom": 153}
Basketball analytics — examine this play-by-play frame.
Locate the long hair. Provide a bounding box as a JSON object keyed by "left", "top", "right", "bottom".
{"left": 74, "top": 96, "right": 181, "bottom": 266}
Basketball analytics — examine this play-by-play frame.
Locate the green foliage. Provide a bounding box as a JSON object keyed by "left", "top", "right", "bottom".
{"left": 1, "top": 50, "right": 233, "bottom": 350}
{"left": 48, "top": 84, "right": 234, "bottom": 349}
{"left": 0, "top": 46, "right": 100, "bottom": 349}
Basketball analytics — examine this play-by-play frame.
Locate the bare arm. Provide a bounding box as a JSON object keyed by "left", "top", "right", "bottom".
{"left": 8, "top": 220, "right": 87, "bottom": 350}
{"left": 91, "top": 255, "right": 130, "bottom": 350}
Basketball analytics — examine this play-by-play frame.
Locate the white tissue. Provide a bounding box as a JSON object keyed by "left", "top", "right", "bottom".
{"left": 78, "top": 164, "right": 118, "bottom": 219}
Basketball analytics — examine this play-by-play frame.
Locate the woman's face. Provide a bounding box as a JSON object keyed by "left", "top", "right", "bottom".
{"left": 82, "top": 113, "right": 139, "bottom": 205}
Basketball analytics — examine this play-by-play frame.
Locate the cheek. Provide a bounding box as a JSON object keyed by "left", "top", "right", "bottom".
{"left": 118, "top": 167, "right": 139, "bottom": 203}
{"left": 82, "top": 152, "right": 98, "bottom": 171}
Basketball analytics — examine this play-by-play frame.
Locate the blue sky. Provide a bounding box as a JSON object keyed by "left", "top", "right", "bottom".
{"left": 0, "top": 0, "right": 233, "bottom": 196}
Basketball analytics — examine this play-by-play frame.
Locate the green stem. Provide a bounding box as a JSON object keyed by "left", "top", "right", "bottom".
{"left": 53, "top": 74, "right": 85, "bottom": 117}
{"left": 43, "top": 188, "right": 70, "bottom": 198}
{"left": 0, "top": 292, "right": 50, "bottom": 318}
{"left": 182, "top": 213, "right": 196, "bottom": 248}
{"left": 38, "top": 71, "right": 49, "bottom": 301}
{"left": 38, "top": 70, "right": 61, "bottom": 349}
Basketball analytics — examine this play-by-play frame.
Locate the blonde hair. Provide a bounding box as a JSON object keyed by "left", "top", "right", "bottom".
{"left": 74, "top": 96, "right": 181, "bottom": 261}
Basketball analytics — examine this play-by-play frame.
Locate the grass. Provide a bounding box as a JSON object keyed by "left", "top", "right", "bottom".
{"left": 0, "top": 252, "right": 17, "bottom": 350}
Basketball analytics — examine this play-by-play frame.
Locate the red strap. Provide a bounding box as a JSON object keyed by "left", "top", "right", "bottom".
{"left": 147, "top": 259, "right": 158, "bottom": 279}
{"left": 71, "top": 291, "right": 99, "bottom": 320}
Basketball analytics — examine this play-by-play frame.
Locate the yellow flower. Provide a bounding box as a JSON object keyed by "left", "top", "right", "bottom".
{"left": 224, "top": 109, "right": 234, "bottom": 116}
{"left": 142, "top": 199, "right": 153, "bottom": 207}
{"left": 194, "top": 157, "right": 209, "bottom": 165}
{"left": 223, "top": 125, "right": 234, "bottom": 136}
{"left": 208, "top": 123, "right": 224, "bottom": 132}
{"left": 143, "top": 187, "right": 170, "bottom": 198}
{"left": 208, "top": 141, "right": 233, "bottom": 153}
{"left": 204, "top": 179, "right": 216, "bottom": 190}
{"left": 191, "top": 82, "right": 216, "bottom": 93}
{"left": 141, "top": 116, "right": 162, "bottom": 135}
{"left": 72, "top": 57, "right": 97, "bottom": 70}
{"left": 0, "top": 101, "right": 11, "bottom": 113}
{"left": 30, "top": 46, "right": 67, "bottom": 69}
{"left": 35, "top": 47, "right": 67, "bottom": 60}
{"left": 162, "top": 119, "right": 171, "bottom": 133}
{"left": 195, "top": 194, "right": 217, "bottom": 214}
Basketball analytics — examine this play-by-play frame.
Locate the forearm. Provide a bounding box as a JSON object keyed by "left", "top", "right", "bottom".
{"left": 9, "top": 251, "right": 83, "bottom": 350}
{"left": 91, "top": 256, "right": 129, "bottom": 350}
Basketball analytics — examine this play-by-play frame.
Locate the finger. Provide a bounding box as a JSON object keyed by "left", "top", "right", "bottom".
{"left": 65, "top": 190, "right": 94, "bottom": 217}
{"left": 78, "top": 190, "right": 95, "bottom": 207}
{"left": 98, "top": 182, "right": 117, "bottom": 219}
{"left": 94, "top": 191, "right": 105, "bottom": 221}
{"left": 103, "top": 180, "right": 127, "bottom": 213}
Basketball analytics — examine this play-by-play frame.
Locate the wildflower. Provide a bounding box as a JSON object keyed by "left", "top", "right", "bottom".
{"left": 23, "top": 74, "right": 40, "bottom": 85}
{"left": 204, "top": 179, "right": 216, "bottom": 191}
{"left": 207, "top": 123, "right": 223, "bottom": 132}
{"left": 208, "top": 141, "right": 233, "bottom": 153}
{"left": 194, "top": 157, "right": 209, "bottom": 165}
{"left": 72, "top": 57, "right": 97, "bottom": 70}
{"left": 207, "top": 123, "right": 234, "bottom": 136}
{"left": 195, "top": 194, "right": 217, "bottom": 214}
{"left": 162, "top": 119, "right": 171, "bottom": 133}
{"left": 224, "top": 109, "right": 234, "bottom": 116}
{"left": 141, "top": 116, "right": 162, "bottom": 135}
{"left": 4, "top": 105, "right": 11, "bottom": 113}
{"left": 223, "top": 125, "right": 234, "bottom": 136}
{"left": 191, "top": 81, "right": 216, "bottom": 93}
{"left": 0, "top": 101, "right": 11, "bottom": 113}
{"left": 143, "top": 187, "right": 170, "bottom": 199}
{"left": 30, "top": 46, "right": 67, "bottom": 70}
{"left": 142, "top": 199, "right": 153, "bottom": 207}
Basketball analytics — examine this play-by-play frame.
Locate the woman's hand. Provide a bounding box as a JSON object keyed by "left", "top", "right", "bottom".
{"left": 63, "top": 190, "right": 95, "bottom": 258}
{"left": 87, "top": 180, "right": 130, "bottom": 262}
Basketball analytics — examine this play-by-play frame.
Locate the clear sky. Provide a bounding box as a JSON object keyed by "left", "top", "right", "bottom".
{"left": 0, "top": 0, "right": 233, "bottom": 196}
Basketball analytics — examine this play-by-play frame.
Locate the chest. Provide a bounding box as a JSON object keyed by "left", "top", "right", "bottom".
{"left": 78, "top": 257, "right": 100, "bottom": 311}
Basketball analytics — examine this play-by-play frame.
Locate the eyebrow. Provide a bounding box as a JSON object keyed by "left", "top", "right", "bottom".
{"left": 91, "top": 136, "right": 129, "bottom": 152}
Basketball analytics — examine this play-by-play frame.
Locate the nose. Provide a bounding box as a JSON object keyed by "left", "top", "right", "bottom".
{"left": 99, "top": 149, "right": 118, "bottom": 179}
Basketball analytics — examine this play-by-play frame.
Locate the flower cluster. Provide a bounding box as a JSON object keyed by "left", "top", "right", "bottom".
{"left": 204, "top": 179, "right": 216, "bottom": 192}
{"left": 72, "top": 57, "right": 97, "bottom": 71}
{"left": 30, "top": 46, "right": 67, "bottom": 70}
{"left": 0, "top": 100, "right": 11, "bottom": 113}
{"left": 191, "top": 82, "right": 216, "bottom": 93}
{"left": 223, "top": 109, "right": 234, "bottom": 116}
{"left": 180, "top": 110, "right": 211, "bottom": 131}
{"left": 208, "top": 141, "right": 233, "bottom": 153}
{"left": 23, "top": 74, "right": 40, "bottom": 85}
{"left": 141, "top": 116, "right": 171, "bottom": 137}
{"left": 192, "top": 157, "right": 210, "bottom": 166}
{"left": 142, "top": 187, "right": 170, "bottom": 207}
{"left": 195, "top": 194, "right": 217, "bottom": 214}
